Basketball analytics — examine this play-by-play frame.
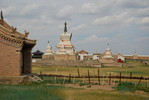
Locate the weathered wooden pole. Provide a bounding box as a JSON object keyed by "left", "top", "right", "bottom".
{"left": 77, "top": 69, "right": 80, "bottom": 77}
{"left": 63, "top": 77, "right": 66, "bottom": 84}
{"left": 137, "top": 76, "right": 143, "bottom": 85}
{"left": 73, "top": 76, "right": 75, "bottom": 84}
{"left": 102, "top": 74, "right": 105, "bottom": 85}
{"left": 119, "top": 72, "right": 121, "bottom": 85}
{"left": 69, "top": 74, "right": 71, "bottom": 83}
{"left": 88, "top": 69, "right": 90, "bottom": 84}
{"left": 83, "top": 77, "right": 85, "bottom": 83}
{"left": 54, "top": 68, "right": 57, "bottom": 83}
{"left": 147, "top": 79, "right": 149, "bottom": 88}
{"left": 109, "top": 72, "right": 111, "bottom": 85}
{"left": 130, "top": 72, "right": 132, "bottom": 79}
{"left": 98, "top": 69, "right": 100, "bottom": 85}
{"left": 40, "top": 71, "right": 43, "bottom": 79}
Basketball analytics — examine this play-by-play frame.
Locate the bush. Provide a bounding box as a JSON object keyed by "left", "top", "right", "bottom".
{"left": 79, "top": 83, "right": 85, "bottom": 86}
{"left": 114, "top": 82, "right": 149, "bottom": 92}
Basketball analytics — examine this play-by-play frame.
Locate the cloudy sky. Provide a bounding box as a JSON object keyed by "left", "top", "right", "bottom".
{"left": 0, "top": 0, "right": 149, "bottom": 55}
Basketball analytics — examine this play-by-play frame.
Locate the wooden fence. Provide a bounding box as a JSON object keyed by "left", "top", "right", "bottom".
{"left": 37, "top": 69, "right": 149, "bottom": 86}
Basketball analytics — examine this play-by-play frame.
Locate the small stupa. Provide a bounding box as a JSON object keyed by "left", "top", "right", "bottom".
{"left": 42, "top": 41, "right": 53, "bottom": 59}
{"left": 103, "top": 43, "right": 113, "bottom": 58}
{"left": 45, "top": 41, "right": 53, "bottom": 55}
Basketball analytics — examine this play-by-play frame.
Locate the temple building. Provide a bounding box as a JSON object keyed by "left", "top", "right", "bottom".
{"left": 78, "top": 50, "right": 89, "bottom": 60}
{"left": 32, "top": 50, "right": 44, "bottom": 59}
{"left": 54, "top": 22, "right": 77, "bottom": 60}
{"left": 0, "top": 11, "right": 36, "bottom": 77}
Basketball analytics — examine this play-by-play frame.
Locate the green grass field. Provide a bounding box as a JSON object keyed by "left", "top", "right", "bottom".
{"left": 32, "top": 60, "right": 149, "bottom": 77}
{"left": 0, "top": 83, "right": 149, "bottom": 100}
{"left": 0, "top": 60, "right": 149, "bottom": 100}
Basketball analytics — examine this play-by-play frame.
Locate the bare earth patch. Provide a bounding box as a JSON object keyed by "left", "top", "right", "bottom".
{"left": 48, "top": 83, "right": 115, "bottom": 91}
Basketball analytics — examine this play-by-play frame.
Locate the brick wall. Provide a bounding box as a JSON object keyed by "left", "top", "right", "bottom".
{"left": 0, "top": 42, "right": 21, "bottom": 76}
{"left": 125, "top": 56, "right": 149, "bottom": 60}
{"left": 54, "top": 54, "right": 77, "bottom": 60}
{"left": 32, "top": 59, "right": 101, "bottom": 67}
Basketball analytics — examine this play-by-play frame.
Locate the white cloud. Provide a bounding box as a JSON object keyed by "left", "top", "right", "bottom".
{"left": 21, "top": 4, "right": 39, "bottom": 15}
{"left": 135, "top": 37, "right": 149, "bottom": 42}
{"left": 57, "top": 5, "right": 74, "bottom": 18}
{"left": 78, "top": 35, "right": 108, "bottom": 44}
{"left": 117, "top": 0, "right": 149, "bottom": 8}
{"left": 138, "top": 17, "right": 149, "bottom": 25}
{"left": 93, "top": 12, "right": 140, "bottom": 25}
{"left": 93, "top": 16, "right": 114, "bottom": 25}
{"left": 30, "top": 15, "right": 53, "bottom": 25}
{"left": 133, "top": 7, "right": 149, "bottom": 17}
{"left": 81, "top": 2, "right": 99, "bottom": 14}
{"left": 2, "top": 6, "right": 16, "bottom": 15}
{"left": 71, "top": 24, "right": 87, "bottom": 31}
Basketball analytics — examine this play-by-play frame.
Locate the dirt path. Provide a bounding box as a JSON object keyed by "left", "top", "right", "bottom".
{"left": 48, "top": 83, "right": 116, "bottom": 91}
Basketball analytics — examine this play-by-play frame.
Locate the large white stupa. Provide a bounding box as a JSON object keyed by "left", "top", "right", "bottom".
{"left": 55, "top": 22, "right": 75, "bottom": 55}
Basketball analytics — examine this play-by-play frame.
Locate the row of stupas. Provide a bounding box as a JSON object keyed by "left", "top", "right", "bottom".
{"left": 42, "top": 22, "right": 77, "bottom": 60}
{"left": 41, "top": 22, "right": 125, "bottom": 63}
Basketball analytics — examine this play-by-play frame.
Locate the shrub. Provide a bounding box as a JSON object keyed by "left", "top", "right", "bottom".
{"left": 114, "top": 82, "right": 149, "bottom": 92}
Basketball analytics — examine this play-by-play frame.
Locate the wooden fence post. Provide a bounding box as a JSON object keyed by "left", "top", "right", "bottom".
{"left": 77, "top": 69, "right": 80, "bottom": 77}
{"left": 137, "top": 76, "right": 142, "bottom": 85}
{"left": 98, "top": 69, "right": 100, "bottom": 85}
{"left": 69, "top": 74, "right": 71, "bottom": 83}
{"left": 109, "top": 72, "right": 111, "bottom": 85}
{"left": 54, "top": 76, "right": 57, "bottom": 83}
{"left": 40, "top": 71, "right": 43, "bottom": 79}
{"left": 73, "top": 76, "right": 75, "bottom": 85}
{"left": 88, "top": 69, "right": 90, "bottom": 84}
{"left": 63, "top": 77, "right": 66, "bottom": 84}
{"left": 102, "top": 74, "right": 104, "bottom": 85}
{"left": 54, "top": 68, "right": 57, "bottom": 83}
{"left": 119, "top": 72, "right": 121, "bottom": 85}
{"left": 83, "top": 77, "right": 85, "bottom": 83}
{"left": 147, "top": 79, "right": 149, "bottom": 88}
{"left": 130, "top": 72, "right": 132, "bottom": 79}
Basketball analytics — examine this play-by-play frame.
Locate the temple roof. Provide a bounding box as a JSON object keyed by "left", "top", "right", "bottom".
{"left": 0, "top": 11, "right": 36, "bottom": 48}
{"left": 78, "top": 50, "right": 89, "bottom": 54}
{"left": 32, "top": 50, "right": 44, "bottom": 55}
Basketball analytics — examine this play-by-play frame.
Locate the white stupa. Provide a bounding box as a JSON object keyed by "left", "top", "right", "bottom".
{"left": 103, "top": 43, "right": 113, "bottom": 58}
{"left": 43, "top": 41, "right": 53, "bottom": 55}
{"left": 55, "top": 22, "right": 75, "bottom": 55}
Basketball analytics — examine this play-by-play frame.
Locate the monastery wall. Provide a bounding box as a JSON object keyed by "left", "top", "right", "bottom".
{"left": 101, "top": 63, "right": 123, "bottom": 67}
{"left": 124, "top": 56, "right": 149, "bottom": 60}
{"left": 32, "top": 59, "right": 123, "bottom": 67}
{"left": 42, "top": 54, "right": 77, "bottom": 60}
{"left": 138, "top": 56, "right": 149, "bottom": 60}
{"left": 100, "top": 58, "right": 115, "bottom": 63}
{"left": 0, "top": 42, "right": 21, "bottom": 76}
{"left": 32, "top": 59, "right": 101, "bottom": 67}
